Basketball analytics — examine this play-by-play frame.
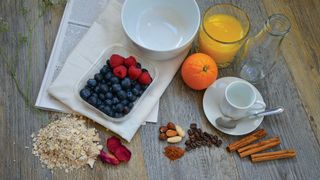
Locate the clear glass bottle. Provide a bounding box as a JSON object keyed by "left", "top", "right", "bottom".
{"left": 233, "top": 14, "right": 291, "bottom": 83}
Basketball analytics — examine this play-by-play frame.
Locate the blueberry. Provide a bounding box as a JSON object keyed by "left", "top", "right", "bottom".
{"left": 104, "top": 71, "right": 112, "bottom": 80}
{"left": 112, "top": 84, "right": 122, "bottom": 93}
{"left": 87, "top": 96, "right": 98, "bottom": 106}
{"left": 102, "top": 106, "right": 112, "bottom": 115}
{"left": 108, "top": 111, "right": 115, "bottom": 117}
{"left": 110, "top": 76, "right": 120, "bottom": 84}
{"left": 121, "top": 78, "right": 131, "bottom": 89}
{"left": 85, "top": 85, "right": 93, "bottom": 91}
{"left": 123, "top": 106, "right": 130, "bottom": 114}
{"left": 115, "top": 103, "right": 124, "bottom": 113}
{"left": 131, "top": 80, "right": 137, "bottom": 86}
{"left": 121, "top": 100, "right": 129, "bottom": 106}
{"left": 96, "top": 99, "right": 102, "bottom": 106}
{"left": 114, "top": 112, "right": 123, "bottom": 118}
{"left": 105, "top": 99, "right": 113, "bottom": 106}
{"left": 106, "top": 60, "right": 111, "bottom": 67}
{"left": 139, "top": 90, "right": 144, "bottom": 97}
{"left": 98, "top": 93, "right": 106, "bottom": 100}
{"left": 132, "top": 88, "right": 139, "bottom": 96}
{"left": 101, "top": 80, "right": 107, "bottom": 84}
{"left": 128, "top": 94, "right": 137, "bottom": 102}
{"left": 100, "top": 84, "right": 109, "bottom": 93}
{"left": 100, "top": 65, "right": 110, "bottom": 75}
{"left": 80, "top": 88, "right": 91, "bottom": 100}
{"left": 112, "top": 97, "right": 120, "bottom": 104}
{"left": 105, "top": 92, "right": 113, "bottom": 99}
{"left": 98, "top": 105, "right": 105, "bottom": 111}
{"left": 117, "top": 90, "right": 127, "bottom": 100}
{"left": 91, "top": 93, "right": 98, "bottom": 98}
{"left": 94, "top": 73, "right": 104, "bottom": 82}
{"left": 112, "top": 105, "right": 116, "bottom": 111}
{"left": 94, "top": 86, "right": 101, "bottom": 93}
{"left": 127, "top": 91, "right": 133, "bottom": 99}
{"left": 136, "top": 63, "right": 141, "bottom": 68}
{"left": 128, "top": 102, "right": 134, "bottom": 109}
{"left": 134, "top": 84, "right": 142, "bottom": 90}
{"left": 87, "top": 79, "right": 97, "bottom": 88}
{"left": 142, "top": 85, "right": 149, "bottom": 90}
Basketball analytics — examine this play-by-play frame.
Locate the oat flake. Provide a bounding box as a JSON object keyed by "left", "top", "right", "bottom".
{"left": 32, "top": 114, "right": 102, "bottom": 172}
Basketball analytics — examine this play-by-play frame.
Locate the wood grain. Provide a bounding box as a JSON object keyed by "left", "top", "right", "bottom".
{"left": 0, "top": 0, "right": 148, "bottom": 179}
{"left": 140, "top": 72, "right": 239, "bottom": 180}
{"left": 262, "top": 0, "right": 320, "bottom": 145}
{"left": 140, "top": 0, "right": 320, "bottom": 179}
{"left": 1, "top": 0, "right": 320, "bottom": 179}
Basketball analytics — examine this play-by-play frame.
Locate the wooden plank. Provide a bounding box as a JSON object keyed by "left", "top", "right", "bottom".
{"left": 232, "top": 59, "right": 320, "bottom": 179}
{"left": 140, "top": 75, "right": 239, "bottom": 180}
{"left": 0, "top": 0, "right": 53, "bottom": 179}
{"left": 228, "top": 0, "right": 320, "bottom": 179}
{"left": 262, "top": 0, "right": 320, "bottom": 143}
{"left": 0, "top": 0, "right": 148, "bottom": 179}
{"left": 51, "top": 121, "right": 147, "bottom": 180}
{"left": 227, "top": 1, "right": 320, "bottom": 179}
{"left": 1, "top": 0, "right": 320, "bottom": 179}
{"left": 139, "top": 0, "right": 320, "bottom": 179}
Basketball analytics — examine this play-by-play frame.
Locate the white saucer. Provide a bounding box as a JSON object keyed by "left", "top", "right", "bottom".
{"left": 203, "top": 77, "right": 265, "bottom": 136}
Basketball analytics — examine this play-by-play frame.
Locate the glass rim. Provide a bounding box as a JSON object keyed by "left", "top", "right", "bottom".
{"left": 265, "top": 13, "right": 291, "bottom": 37}
{"left": 202, "top": 3, "right": 251, "bottom": 44}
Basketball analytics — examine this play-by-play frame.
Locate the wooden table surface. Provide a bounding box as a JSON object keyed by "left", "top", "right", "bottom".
{"left": 1, "top": 0, "right": 320, "bottom": 179}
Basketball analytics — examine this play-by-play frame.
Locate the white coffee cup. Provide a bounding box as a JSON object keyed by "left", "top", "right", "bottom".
{"left": 219, "top": 81, "right": 266, "bottom": 119}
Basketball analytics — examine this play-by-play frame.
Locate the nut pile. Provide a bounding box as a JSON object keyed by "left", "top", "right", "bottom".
{"left": 32, "top": 114, "right": 103, "bottom": 172}
{"left": 159, "top": 122, "right": 185, "bottom": 143}
{"left": 185, "top": 123, "right": 222, "bottom": 151}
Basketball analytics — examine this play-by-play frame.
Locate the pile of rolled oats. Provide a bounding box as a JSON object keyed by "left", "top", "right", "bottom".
{"left": 32, "top": 114, "right": 103, "bottom": 172}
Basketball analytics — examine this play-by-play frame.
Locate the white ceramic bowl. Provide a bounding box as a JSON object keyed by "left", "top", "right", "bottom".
{"left": 121, "top": 0, "right": 200, "bottom": 60}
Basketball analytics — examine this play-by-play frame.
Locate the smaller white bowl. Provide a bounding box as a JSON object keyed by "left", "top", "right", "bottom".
{"left": 121, "top": 0, "right": 200, "bottom": 60}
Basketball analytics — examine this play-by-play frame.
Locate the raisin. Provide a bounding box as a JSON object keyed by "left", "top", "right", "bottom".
{"left": 190, "top": 123, "right": 197, "bottom": 129}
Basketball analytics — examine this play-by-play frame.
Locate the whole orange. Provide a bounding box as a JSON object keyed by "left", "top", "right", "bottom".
{"left": 181, "top": 53, "right": 218, "bottom": 90}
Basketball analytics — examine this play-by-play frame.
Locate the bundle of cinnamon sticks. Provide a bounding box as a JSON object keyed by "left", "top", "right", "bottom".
{"left": 227, "top": 129, "right": 296, "bottom": 163}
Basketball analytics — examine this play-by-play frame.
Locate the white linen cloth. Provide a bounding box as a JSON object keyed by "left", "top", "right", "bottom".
{"left": 48, "top": 0, "right": 189, "bottom": 142}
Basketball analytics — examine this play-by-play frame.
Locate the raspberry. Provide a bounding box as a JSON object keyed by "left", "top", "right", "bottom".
{"left": 113, "top": 65, "right": 127, "bottom": 79}
{"left": 110, "top": 54, "right": 125, "bottom": 68}
{"left": 124, "top": 56, "right": 137, "bottom": 67}
{"left": 128, "top": 66, "right": 142, "bottom": 80}
{"left": 138, "top": 71, "right": 152, "bottom": 85}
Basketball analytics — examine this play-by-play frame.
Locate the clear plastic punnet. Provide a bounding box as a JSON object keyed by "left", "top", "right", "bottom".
{"left": 74, "top": 44, "right": 158, "bottom": 122}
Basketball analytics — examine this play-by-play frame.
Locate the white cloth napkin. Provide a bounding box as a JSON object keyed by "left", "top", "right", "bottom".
{"left": 48, "top": 0, "right": 189, "bottom": 142}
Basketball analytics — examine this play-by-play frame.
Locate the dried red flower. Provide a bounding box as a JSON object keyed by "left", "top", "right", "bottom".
{"left": 114, "top": 145, "right": 132, "bottom": 162}
{"left": 107, "top": 136, "right": 122, "bottom": 154}
{"left": 99, "top": 150, "right": 120, "bottom": 165}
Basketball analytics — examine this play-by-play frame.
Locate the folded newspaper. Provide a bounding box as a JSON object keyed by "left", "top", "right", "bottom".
{"left": 35, "top": 0, "right": 159, "bottom": 123}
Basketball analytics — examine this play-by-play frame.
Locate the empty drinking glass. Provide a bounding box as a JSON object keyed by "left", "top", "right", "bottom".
{"left": 233, "top": 14, "right": 291, "bottom": 83}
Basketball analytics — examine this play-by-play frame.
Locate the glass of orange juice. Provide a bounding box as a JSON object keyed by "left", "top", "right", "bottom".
{"left": 198, "top": 4, "right": 250, "bottom": 68}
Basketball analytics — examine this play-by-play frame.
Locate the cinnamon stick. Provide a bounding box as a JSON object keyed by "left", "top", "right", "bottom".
{"left": 227, "top": 129, "right": 267, "bottom": 152}
{"left": 238, "top": 137, "right": 280, "bottom": 158}
{"left": 251, "top": 150, "right": 296, "bottom": 163}
{"left": 237, "top": 137, "right": 279, "bottom": 153}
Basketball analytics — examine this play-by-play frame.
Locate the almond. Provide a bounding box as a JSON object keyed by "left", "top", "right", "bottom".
{"left": 175, "top": 125, "right": 185, "bottom": 137}
{"left": 159, "top": 126, "right": 168, "bottom": 133}
{"left": 166, "top": 130, "right": 178, "bottom": 137}
{"left": 167, "top": 122, "right": 176, "bottom": 130}
{"left": 167, "top": 136, "right": 182, "bottom": 143}
{"left": 159, "top": 133, "right": 168, "bottom": 140}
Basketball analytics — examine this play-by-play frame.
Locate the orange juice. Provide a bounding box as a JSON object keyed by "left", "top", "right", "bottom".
{"left": 199, "top": 14, "right": 245, "bottom": 68}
